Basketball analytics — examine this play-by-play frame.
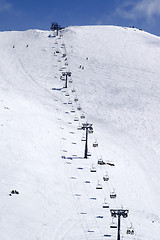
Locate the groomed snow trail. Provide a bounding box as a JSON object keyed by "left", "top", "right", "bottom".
{"left": 0, "top": 26, "right": 160, "bottom": 240}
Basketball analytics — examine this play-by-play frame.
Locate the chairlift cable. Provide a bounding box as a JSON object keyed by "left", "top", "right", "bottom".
{"left": 71, "top": 156, "right": 104, "bottom": 237}
{"left": 66, "top": 122, "right": 105, "bottom": 237}
{"left": 58, "top": 89, "right": 90, "bottom": 240}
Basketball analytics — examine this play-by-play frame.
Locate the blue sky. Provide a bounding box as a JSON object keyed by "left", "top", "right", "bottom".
{"left": 0, "top": 0, "right": 160, "bottom": 36}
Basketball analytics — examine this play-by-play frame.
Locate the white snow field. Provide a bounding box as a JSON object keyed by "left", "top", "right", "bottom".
{"left": 0, "top": 25, "right": 160, "bottom": 240}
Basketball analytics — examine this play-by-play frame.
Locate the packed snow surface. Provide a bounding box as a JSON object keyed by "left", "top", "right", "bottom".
{"left": 0, "top": 25, "right": 160, "bottom": 240}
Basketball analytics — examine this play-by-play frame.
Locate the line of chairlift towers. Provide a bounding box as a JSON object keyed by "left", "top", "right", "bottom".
{"left": 51, "top": 29, "right": 135, "bottom": 239}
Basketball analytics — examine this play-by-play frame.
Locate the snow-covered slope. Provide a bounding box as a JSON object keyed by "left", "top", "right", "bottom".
{"left": 0, "top": 25, "right": 160, "bottom": 240}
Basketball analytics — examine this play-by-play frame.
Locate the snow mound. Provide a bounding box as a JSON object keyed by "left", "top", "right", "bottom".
{"left": 0, "top": 25, "right": 160, "bottom": 240}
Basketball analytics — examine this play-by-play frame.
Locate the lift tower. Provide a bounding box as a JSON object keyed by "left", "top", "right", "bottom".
{"left": 110, "top": 209, "right": 129, "bottom": 240}
{"left": 62, "top": 71, "right": 72, "bottom": 88}
{"left": 81, "top": 123, "right": 93, "bottom": 158}
{"left": 50, "top": 22, "right": 62, "bottom": 36}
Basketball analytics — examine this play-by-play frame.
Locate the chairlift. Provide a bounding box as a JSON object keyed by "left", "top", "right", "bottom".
{"left": 74, "top": 96, "right": 78, "bottom": 102}
{"left": 77, "top": 105, "right": 81, "bottom": 111}
{"left": 103, "top": 200, "right": 109, "bottom": 208}
{"left": 88, "top": 129, "right": 93, "bottom": 134}
{"left": 69, "top": 79, "right": 73, "bottom": 83}
{"left": 96, "top": 181, "right": 102, "bottom": 189}
{"left": 126, "top": 224, "right": 134, "bottom": 235}
{"left": 106, "top": 162, "right": 115, "bottom": 167}
{"left": 87, "top": 152, "right": 91, "bottom": 157}
{"left": 126, "top": 229, "right": 134, "bottom": 235}
{"left": 71, "top": 88, "right": 76, "bottom": 93}
{"left": 103, "top": 174, "right": 109, "bottom": 181}
{"left": 93, "top": 141, "right": 98, "bottom": 147}
{"left": 98, "top": 157, "right": 106, "bottom": 165}
{"left": 71, "top": 108, "right": 75, "bottom": 113}
{"left": 81, "top": 134, "right": 86, "bottom": 141}
{"left": 65, "top": 92, "right": 69, "bottom": 97}
{"left": 110, "top": 219, "right": 117, "bottom": 229}
{"left": 110, "top": 189, "right": 117, "bottom": 199}
{"left": 74, "top": 116, "right": 79, "bottom": 121}
{"left": 90, "top": 166, "right": 96, "bottom": 172}
{"left": 77, "top": 124, "right": 82, "bottom": 130}
{"left": 80, "top": 113, "right": 85, "bottom": 119}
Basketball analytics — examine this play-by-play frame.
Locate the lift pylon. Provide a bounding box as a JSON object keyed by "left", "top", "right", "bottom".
{"left": 62, "top": 71, "right": 72, "bottom": 88}
{"left": 80, "top": 123, "right": 93, "bottom": 158}
{"left": 110, "top": 209, "right": 129, "bottom": 240}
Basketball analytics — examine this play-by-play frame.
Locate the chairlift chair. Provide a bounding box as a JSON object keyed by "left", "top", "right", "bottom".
{"left": 71, "top": 108, "right": 75, "bottom": 113}
{"left": 80, "top": 113, "right": 85, "bottom": 119}
{"left": 93, "top": 141, "right": 98, "bottom": 147}
{"left": 126, "top": 224, "right": 134, "bottom": 235}
{"left": 65, "top": 92, "right": 69, "bottom": 97}
{"left": 103, "top": 198, "right": 109, "bottom": 208}
{"left": 110, "top": 190, "right": 117, "bottom": 199}
{"left": 110, "top": 219, "right": 117, "bottom": 229}
{"left": 74, "top": 96, "right": 78, "bottom": 102}
{"left": 96, "top": 182, "right": 102, "bottom": 189}
{"left": 71, "top": 88, "right": 76, "bottom": 93}
{"left": 126, "top": 229, "right": 134, "bottom": 234}
{"left": 77, "top": 124, "right": 82, "bottom": 130}
{"left": 103, "top": 202, "right": 109, "bottom": 208}
{"left": 69, "top": 79, "right": 73, "bottom": 83}
{"left": 87, "top": 152, "right": 91, "bottom": 157}
{"left": 81, "top": 134, "right": 86, "bottom": 141}
{"left": 77, "top": 105, "right": 81, "bottom": 111}
{"left": 103, "top": 175, "right": 109, "bottom": 181}
{"left": 74, "top": 116, "right": 79, "bottom": 122}
{"left": 88, "top": 129, "right": 93, "bottom": 134}
{"left": 90, "top": 165, "right": 96, "bottom": 172}
{"left": 98, "top": 157, "right": 106, "bottom": 165}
